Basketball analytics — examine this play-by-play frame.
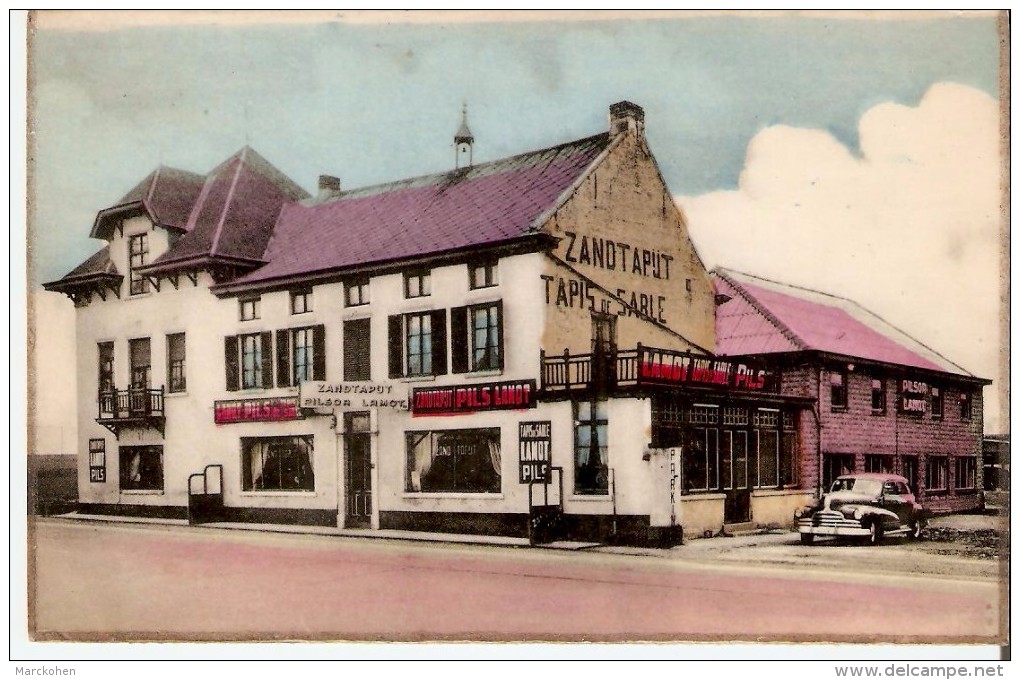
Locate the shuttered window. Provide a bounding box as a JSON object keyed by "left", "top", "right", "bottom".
{"left": 343, "top": 318, "right": 371, "bottom": 381}
{"left": 388, "top": 310, "right": 447, "bottom": 378}
{"left": 224, "top": 332, "right": 273, "bottom": 391}
{"left": 450, "top": 301, "right": 503, "bottom": 373}
{"left": 276, "top": 325, "right": 326, "bottom": 387}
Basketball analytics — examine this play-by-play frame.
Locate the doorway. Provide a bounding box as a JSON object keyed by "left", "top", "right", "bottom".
{"left": 344, "top": 412, "right": 372, "bottom": 528}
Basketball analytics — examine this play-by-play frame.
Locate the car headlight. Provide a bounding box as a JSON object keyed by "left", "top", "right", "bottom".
{"left": 794, "top": 508, "right": 803, "bottom": 519}
{"left": 853, "top": 508, "right": 863, "bottom": 520}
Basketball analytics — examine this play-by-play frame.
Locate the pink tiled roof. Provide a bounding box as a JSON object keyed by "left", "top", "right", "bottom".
{"left": 713, "top": 269, "right": 972, "bottom": 376}
{"left": 225, "top": 133, "right": 612, "bottom": 286}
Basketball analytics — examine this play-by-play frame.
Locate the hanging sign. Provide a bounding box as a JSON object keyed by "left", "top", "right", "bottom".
{"left": 519, "top": 421, "right": 552, "bottom": 483}
{"left": 88, "top": 438, "right": 106, "bottom": 483}
{"left": 637, "top": 347, "right": 779, "bottom": 392}
{"left": 412, "top": 379, "right": 537, "bottom": 416}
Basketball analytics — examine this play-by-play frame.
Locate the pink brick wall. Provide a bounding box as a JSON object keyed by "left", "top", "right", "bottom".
{"left": 781, "top": 362, "right": 983, "bottom": 514}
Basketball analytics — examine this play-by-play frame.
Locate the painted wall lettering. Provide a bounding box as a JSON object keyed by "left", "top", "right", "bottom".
{"left": 563, "top": 231, "right": 673, "bottom": 280}
{"left": 899, "top": 379, "right": 929, "bottom": 414}
{"left": 518, "top": 421, "right": 552, "bottom": 483}
{"left": 88, "top": 438, "right": 106, "bottom": 483}
{"left": 542, "top": 274, "right": 669, "bottom": 324}
{"left": 298, "top": 381, "right": 409, "bottom": 410}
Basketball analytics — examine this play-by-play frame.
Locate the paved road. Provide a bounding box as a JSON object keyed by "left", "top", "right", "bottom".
{"left": 29, "top": 519, "right": 1002, "bottom": 643}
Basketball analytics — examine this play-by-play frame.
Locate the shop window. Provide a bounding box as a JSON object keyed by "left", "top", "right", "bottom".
{"left": 242, "top": 436, "right": 314, "bottom": 492}
{"left": 405, "top": 428, "right": 501, "bottom": 494}
{"left": 388, "top": 311, "right": 447, "bottom": 378}
{"left": 955, "top": 456, "right": 977, "bottom": 490}
{"left": 276, "top": 325, "right": 326, "bottom": 386}
{"left": 574, "top": 400, "right": 609, "bottom": 495}
{"left": 756, "top": 428, "right": 779, "bottom": 488}
{"left": 959, "top": 392, "right": 973, "bottom": 420}
{"left": 469, "top": 260, "right": 498, "bottom": 290}
{"left": 98, "top": 342, "right": 115, "bottom": 393}
{"left": 683, "top": 428, "right": 708, "bottom": 492}
{"left": 829, "top": 369, "right": 848, "bottom": 410}
{"left": 864, "top": 454, "right": 894, "bottom": 474}
{"left": 404, "top": 270, "right": 431, "bottom": 299}
{"left": 120, "top": 445, "right": 163, "bottom": 491}
{"left": 781, "top": 429, "right": 798, "bottom": 488}
{"left": 239, "top": 297, "right": 261, "bottom": 321}
{"left": 224, "top": 332, "right": 273, "bottom": 391}
{"left": 753, "top": 408, "right": 779, "bottom": 429}
{"left": 129, "top": 337, "right": 151, "bottom": 389}
{"left": 128, "top": 234, "right": 149, "bottom": 295}
{"left": 926, "top": 456, "right": 948, "bottom": 492}
{"left": 722, "top": 406, "right": 748, "bottom": 426}
{"left": 290, "top": 288, "right": 313, "bottom": 315}
{"left": 901, "top": 455, "right": 919, "bottom": 492}
{"left": 931, "top": 387, "right": 944, "bottom": 419}
{"left": 871, "top": 376, "right": 886, "bottom": 413}
{"left": 724, "top": 430, "right": 750, "bottom": 489}
{"left": 451, "top": 302, "right": 504, "bottom": 373}
{"left": 345, "top": 278, "right": 370, "bottom": 307}
{"left": 343, "top": 318, "right": 371, "bottom": 381}
{"left": 690, "top": 404, "right": 719, "bottom": 425}
{"left": 166, "top": 332, "right": 186, "bottom": 393}
{"left": 822, "top": 453, "right": 855, "bottom": 491}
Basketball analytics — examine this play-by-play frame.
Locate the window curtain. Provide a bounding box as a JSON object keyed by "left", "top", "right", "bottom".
{"left": 248, "top": 440, "right": 269, "bottom": 490}
{"left": 487, "top": 438, "right": 502, "bottom": 478}
{"left": 409, "top": 433, "right": 434, "bottom": 491}
{"left": 127, "top": 451, "right": 141, "bottom": 483}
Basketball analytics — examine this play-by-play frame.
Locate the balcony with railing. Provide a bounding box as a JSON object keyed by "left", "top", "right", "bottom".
{"left": 97, "top": 387, "right": 166, "bottom": 438}
{"left": 540, "top": 344, "right": 781, "bottom": 396}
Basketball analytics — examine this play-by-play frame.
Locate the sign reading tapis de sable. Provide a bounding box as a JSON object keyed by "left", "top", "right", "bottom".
{"left": 412, "top": 380, "right": 537, "bottom": 416}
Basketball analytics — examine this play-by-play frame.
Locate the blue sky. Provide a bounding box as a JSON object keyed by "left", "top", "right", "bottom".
{"left": 30, "top": 12, "right": 999, "bottom": 286}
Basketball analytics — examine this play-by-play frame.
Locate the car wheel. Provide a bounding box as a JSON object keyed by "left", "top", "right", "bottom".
{"left": 867, "top": 521, "right": 883, "bottom": 545}
{"left": 909, "top": 520, "right": 924, "bottom": 540}
{"left": 799, "top": 533, "right": 815, "bottom": 545}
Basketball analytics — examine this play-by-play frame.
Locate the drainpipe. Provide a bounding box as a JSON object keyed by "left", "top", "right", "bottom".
{"left": 814, "top": 365, "right": 824, "bottom": 498}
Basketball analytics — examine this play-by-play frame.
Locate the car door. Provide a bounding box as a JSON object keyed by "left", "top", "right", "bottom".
{"left": 881, "top": 480, "right": 911, "bottom": 527}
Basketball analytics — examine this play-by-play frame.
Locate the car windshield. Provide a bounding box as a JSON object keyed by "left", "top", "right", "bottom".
{"left": 830, "top": 478, "right": 883, "bottom": 496}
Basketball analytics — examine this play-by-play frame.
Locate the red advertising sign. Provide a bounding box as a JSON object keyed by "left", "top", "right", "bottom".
{"left": 638, "top": 347, "right": 779, "bottom": 392}
{"left": 214, "top": 397, "right": 301, "bottom": 424}
{"left": 412, "top": 380, "right": 537, "bottom": 417}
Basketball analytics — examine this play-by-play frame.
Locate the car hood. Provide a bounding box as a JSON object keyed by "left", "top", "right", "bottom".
{"left": 823, "top": 491, "right": 876, "bottom": 512}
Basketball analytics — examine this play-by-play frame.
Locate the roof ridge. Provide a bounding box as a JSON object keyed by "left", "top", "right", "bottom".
{"left": 713, "top": 268, "right": 808, "bottom": 351}
{"left": 324, "top": 131, "right": 611, "bottom": 203}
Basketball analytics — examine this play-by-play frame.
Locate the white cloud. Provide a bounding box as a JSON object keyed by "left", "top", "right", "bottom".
{"left": 680, "top": 82, "right": 1004, "bottom": 432}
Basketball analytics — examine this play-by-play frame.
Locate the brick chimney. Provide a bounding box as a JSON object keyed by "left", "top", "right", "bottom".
{"left": 317, "top": 175, "right": 342, "bottom": 200}
{"left": 609, "top": 101, "right": 645, "bottom": 138}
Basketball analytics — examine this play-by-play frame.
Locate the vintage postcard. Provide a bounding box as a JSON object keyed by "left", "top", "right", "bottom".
{"left": 19, "top": 9, "right": 1009, "bottom": 661}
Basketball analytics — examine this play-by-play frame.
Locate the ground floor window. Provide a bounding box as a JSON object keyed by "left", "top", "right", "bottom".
{"left": 574, "top": 400, "right": 609, "bottom": 495}
{"left": 926, "top": 456, "right": 948, "bottom": 492}
{"left": 407, "top": 428, "right": 501, "bottom": 493}
{"left": 822, "top": 453, "right": 855, "bottom": 491}
{"left": 954, "top": 456, "right": 977, "bottom": 491}
{"left": 120, "top": 445, "right": 163, "bottom": 491}
{"left": 864, "top": 454, "right": 895, "bottom": 474}
{"left": 242, "top": 436, "right": 314, "bottom": 491}
{"left": 901, "top": 455, "right": 919, "bottom": 492}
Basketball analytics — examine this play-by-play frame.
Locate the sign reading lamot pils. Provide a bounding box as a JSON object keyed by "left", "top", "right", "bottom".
{"left": 214, "top": 397, "right": 301, "bottom": 424}
{"left": 412, "top": 379, "right": 537, "bottom": 416}
{"left": 299, "top": 381, "right": 409, "bottom": 411}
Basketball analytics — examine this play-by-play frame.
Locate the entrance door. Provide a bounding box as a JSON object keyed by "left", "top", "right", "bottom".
{"left": 723, "top": 430, "right": 751, "bottom": 523}
{"left": 344, "top": 413, "right": 372, "bottom": 528}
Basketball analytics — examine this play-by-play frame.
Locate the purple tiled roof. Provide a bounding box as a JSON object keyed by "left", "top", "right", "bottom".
{"left": 145, "top": 147, "right": 310, "bottom": 270}
{"left": 224, "top": 133, "right": 612, "bottom": 287}
{"left": 713, "top": 269, "right": 971, "bottom": 376}
{"left": 90, "top": 166, "right": 206, "bottom": 239}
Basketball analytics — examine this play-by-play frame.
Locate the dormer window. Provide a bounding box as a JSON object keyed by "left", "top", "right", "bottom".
{"left": 404, "top": 270, "right": 431, "bottom": 299}
{"left": 129, "top": 234, "right": 149, "bottom": 295}
{"left": 290, "top": 289, "right": 312, "bottom": 315}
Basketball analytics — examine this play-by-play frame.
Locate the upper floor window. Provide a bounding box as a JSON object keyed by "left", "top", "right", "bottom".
{"left": 276, "top": 325, "right": 326, "bottom": 387}
{"left": 224, "top": 332, "right": 272, "bottom": 391}
{"left": 98, "top": 342, "right": 115, "bottom": 393}
{"left": 959, "top": 391, "right": 973, "bottom": 420}
{"left": 129, "top": 337, "right": 151, "bottom": 389}
{"left": 290, "top": 289, "right": 312, "bottom": 315}
{"left": 469, "top": 261, "right": 498, "bottom": 290}
{"left": 870, "top": 376, "right": 886, "bottom": 413}
{"left": 345, "top": 278, "right": 370, "bottom": 307}
{"left": 830, "top": 368, "right": 848, "bottom": 410}
{"left": 166, "top": 333, "right": 186, "bottom": 393}
{"left": 404, "top": 270, "right": 431, "bottom": 299}
{"left": 240, "top": 297, "right": 261, "bottom": 321}
{"left": 128, "top": 234, "right": 149, "bottom": 295}
{"left": 343, "top": 318, "right": 371, "bottom": 381}
{"left": 931, "top": 386, "right": 944, "bottom": 419}
{"left": 388, "top": 310, "right": 447, "bottom": 378}
{"left": 451, "top": 302, "right": 504, "bottom": 373}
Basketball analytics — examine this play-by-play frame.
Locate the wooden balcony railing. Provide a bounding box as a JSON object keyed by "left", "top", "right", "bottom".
{"left": 96, "top": 387, "right": 165, "bottom": 438}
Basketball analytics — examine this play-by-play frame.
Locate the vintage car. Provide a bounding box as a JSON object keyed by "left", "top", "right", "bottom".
{"left": 794, "top": 473, "right": 926, "bottom": 545}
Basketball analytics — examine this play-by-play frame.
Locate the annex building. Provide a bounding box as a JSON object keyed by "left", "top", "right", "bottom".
{"left": 44, "top": 102, "right": 988, "bottom": 546}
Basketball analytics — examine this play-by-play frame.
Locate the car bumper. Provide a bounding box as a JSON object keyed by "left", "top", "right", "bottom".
{"left": 796, "top": 516, "right": 870, "bottom": 537}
